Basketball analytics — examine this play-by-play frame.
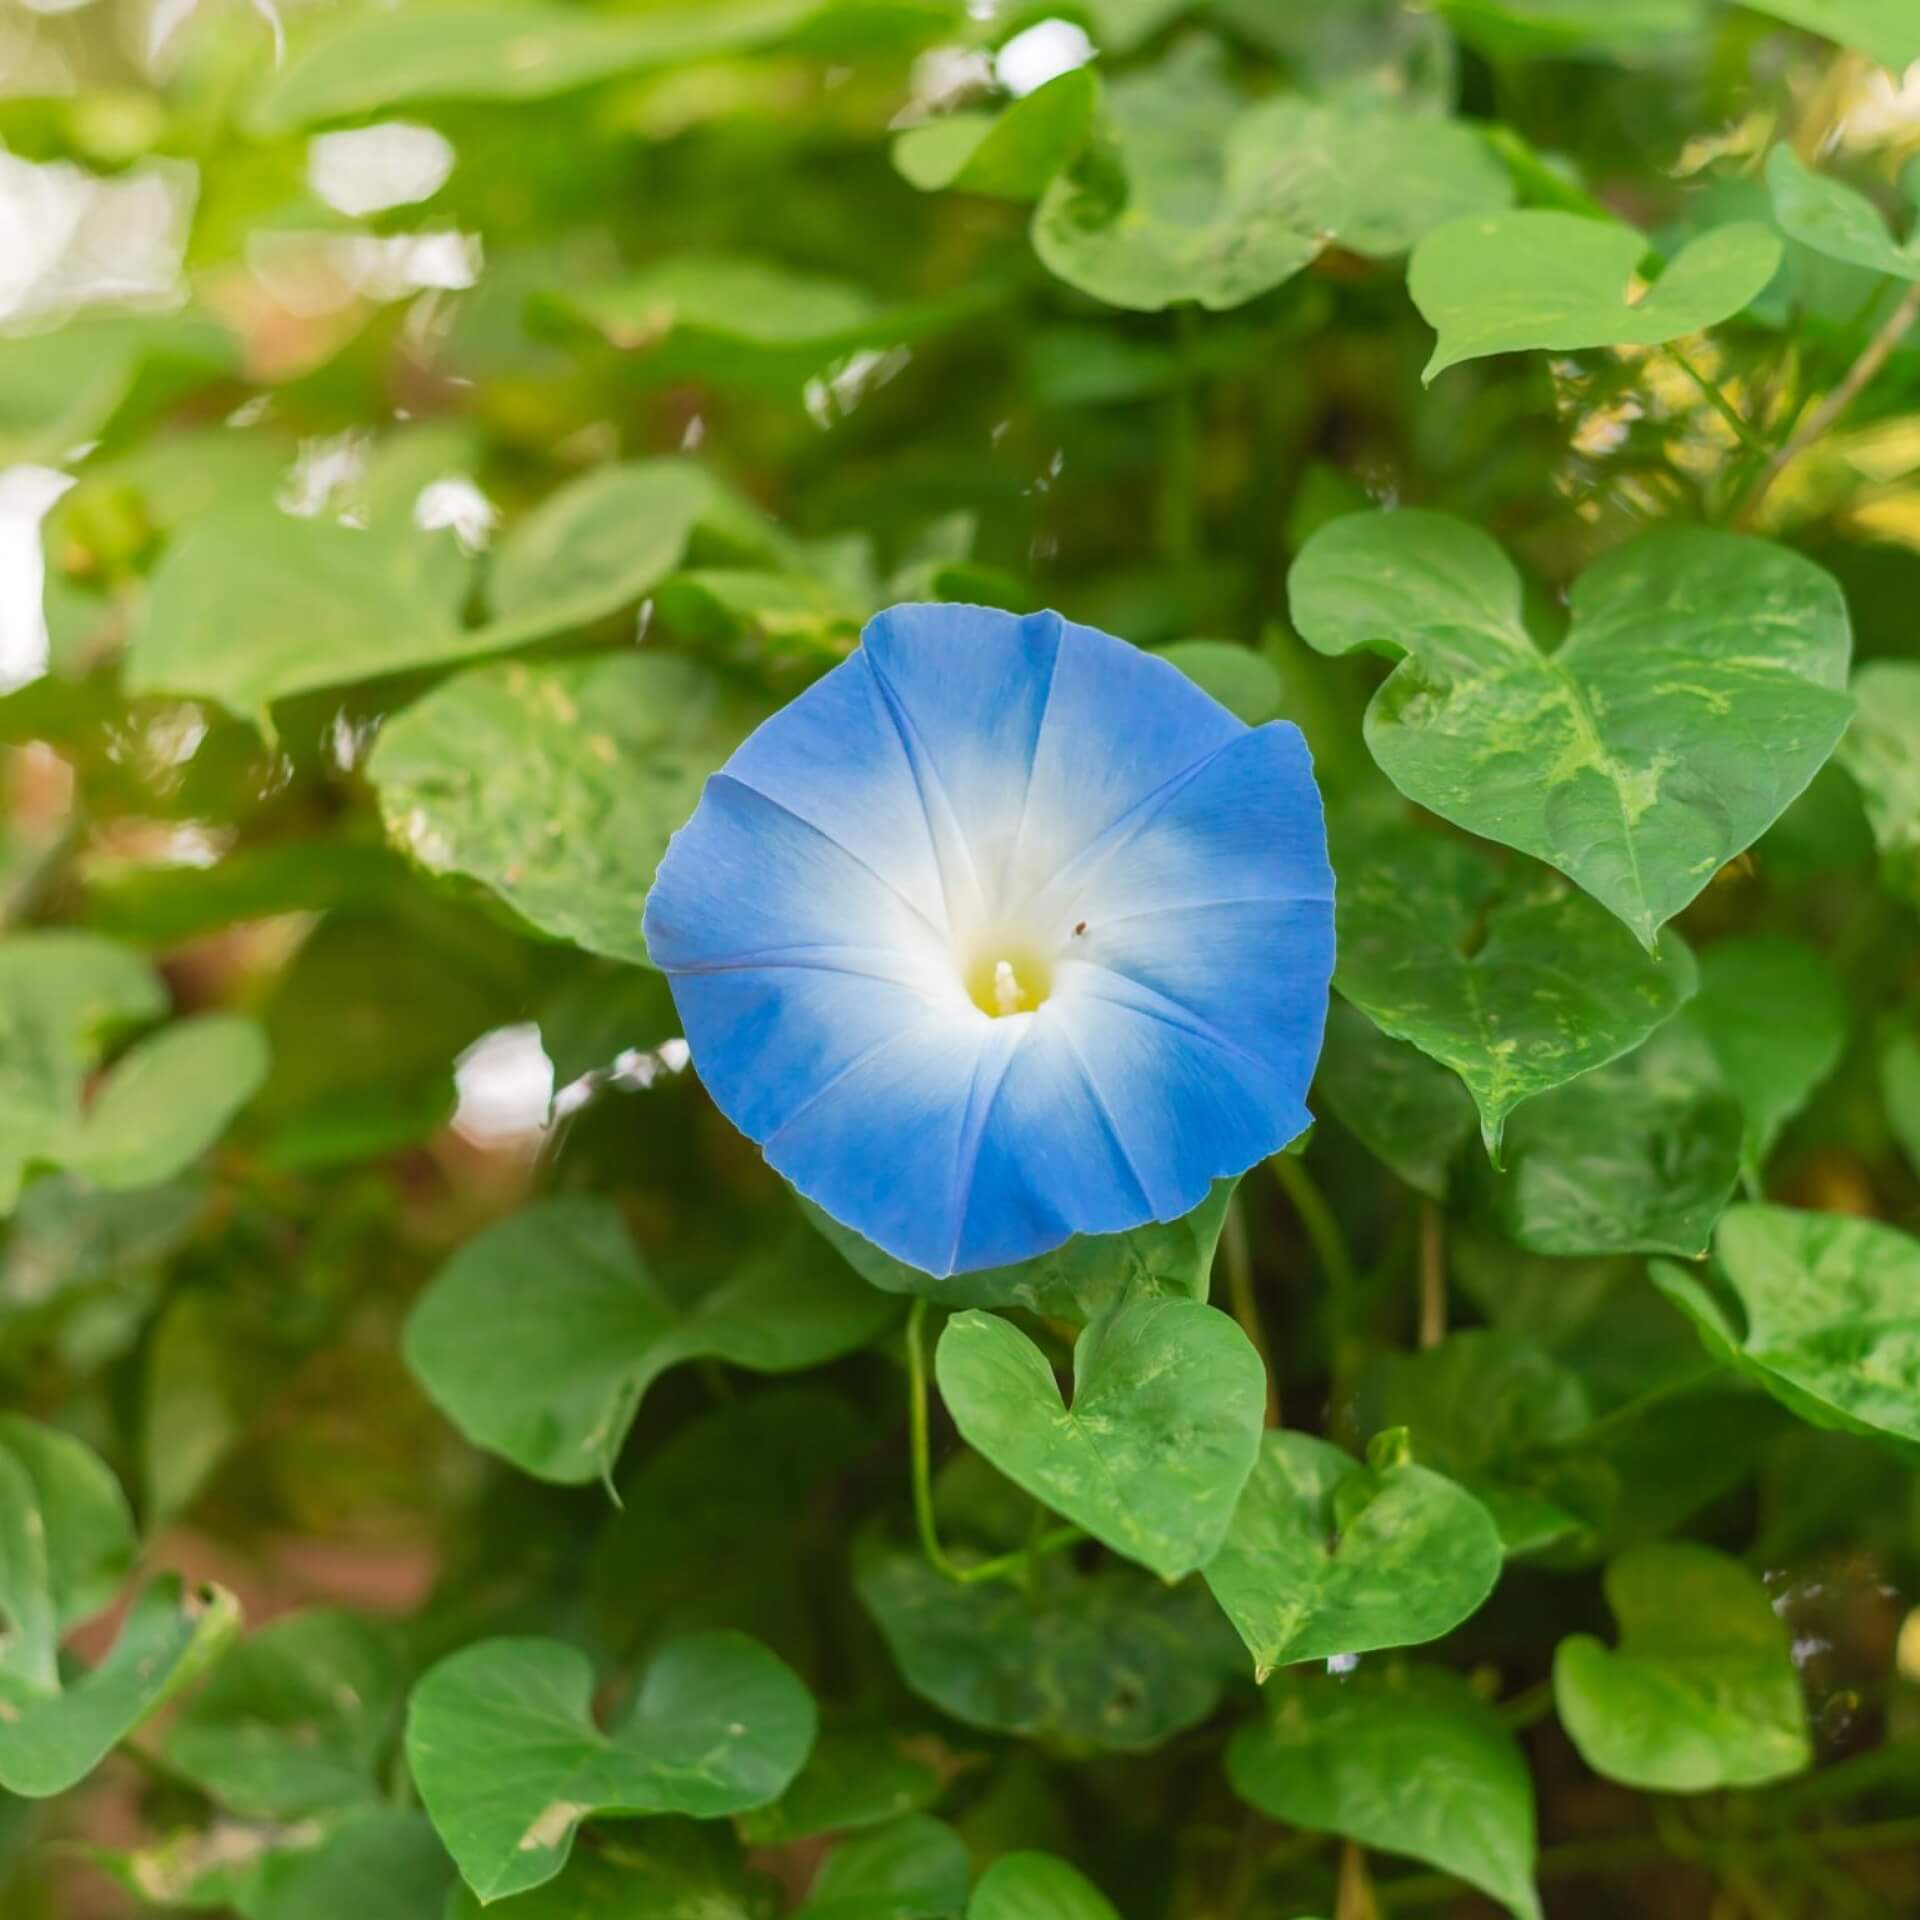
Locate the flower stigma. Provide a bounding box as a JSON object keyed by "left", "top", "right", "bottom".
{"left": 964, "top": 935, "right": 1054, "bottom": 1018}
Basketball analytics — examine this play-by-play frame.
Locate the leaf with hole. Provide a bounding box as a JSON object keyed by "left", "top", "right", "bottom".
{"left": 370, "top": 653, "right": 767, "bottom": 969}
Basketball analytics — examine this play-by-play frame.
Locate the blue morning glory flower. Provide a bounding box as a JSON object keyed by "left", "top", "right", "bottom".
{"left": 642, "top": 604, "right": 1335, "bottom": 1276}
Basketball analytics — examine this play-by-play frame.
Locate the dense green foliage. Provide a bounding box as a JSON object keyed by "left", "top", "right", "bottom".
{"left": 5, "top": 0, "right": 1920, "bottom": 1915}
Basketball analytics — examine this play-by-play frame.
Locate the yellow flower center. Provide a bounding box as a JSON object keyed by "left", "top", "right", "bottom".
{"left": 963, "top": 939, "right": 1054, "bottom": 1018}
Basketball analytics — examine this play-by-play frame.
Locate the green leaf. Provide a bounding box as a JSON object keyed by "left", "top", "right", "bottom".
{"left": 405, "top": 1198, "right": 897, "bottom": 1483}
{"left": 1837, "top": 661, "right": 1920, "bottom": 901}
{"left": 1031, "top": 46, "right": 1335, "bottom": 313}
{"left": 934, "top": 1299, "right": 1265, "bottom": 1580}
{"left": 1553, "top": 1542, "right": 1811, "bottom": 1791}
{"left": 801, "top": 1815, "right": 971, "bottom": 1920}
{"left": 1151, "top": 641, "right": 1284, "bottom": 725}
{"left": 405, "top": 1631, "right": 815, "bottom": 1903}
{"left": 1227, "top": 1666, "right": 1541, "bottom": 1920}
{"left": 63, "top": 1015, "right": 269, "bottom": 1191}
{"left": 0, "top": 1417, "right": 135, "bottom": 1691}
{"left": 1766, "top": 146, "right": 1920, "bottom": 281}
{"left": 894, "top": 68, "right": 1097, "bottom": 199}
{"left": 802, "top": 1180, "right": 1233, "bottom": 1323}
{"left": 1472, "top": 1024, "right": 1742, "bottom": 1256}
{"left": 1437, "top": 0, "right": 1700, "bottom": 58}
{"left": 162, "top": 1610, "right": 408, "bottom": 1821}
{"left": 1366, "top": 1332, "right": 1595, "bottom": 1555}
{"left": 1886, "top": 1029, "right": 1920, "bottom": 1173}
{"left": 1292, "top": 512, "right": 1852, "bottom": 949}
{"left": 127, "top": 505, "right": 472, "bottom": 717}
{"left": 1677, "top": 936, "right": 1846, "bottom": 1183}
{"left": 253, "top": 0, "right": 959, "bottom": 129}
{"left": 0, "top": 1575, "right": 240, "bottom": 1799}
{"left": 1314, "top": 1000, "right": 1477, "bottom": 1200}
{"left": 1409, "top": 213, "right": 1781, "bottom": 378}
{"left": 1201, "top": 1430, "right": 1503, "bottom": 1679}
{"left": 250, "top": 1811, "right": 454, "bottom": 1920}
{"left": 440, "top": 1824, "right": 773, "bottom": 1920}
{"left": 1332, "top": 825, "right": 1698, "bottom": 1159}
{"left": 1030, "top": 45, "right": 1510, "bottom": 312}
{"left": 0, "top": 312, "right": 237, "bottom": 468}
{"left": 854, "top": 1542, "right": 1236, "bottom": 1750}
{"left": 968, "top": 1854, "right": 1119, "bottom": 1920}
{"left": 370, "top": 653, "right": 764, "bottom": 969}
{"left": 541, "top": 259, "right": 988, "bottom": 395}
{"left": 590, "top": 1388, "right": 871, "bottom": 1667}
{"left": 1652, "top": 1204, "right": 1920, "bottom": 1452}
{"left": 485, "top": 460, "right": 759, "bottom": 636}
{"left": 1742, "top": 0, "right": 1920, "bottom": 69}
{"left": 738, "top": 1728, "right": 942, "bottom": 1845}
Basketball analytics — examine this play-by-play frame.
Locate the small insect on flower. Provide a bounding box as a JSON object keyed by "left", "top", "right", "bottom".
{"left": 642, "top": 604, "right": 1335, "bottom": 1276}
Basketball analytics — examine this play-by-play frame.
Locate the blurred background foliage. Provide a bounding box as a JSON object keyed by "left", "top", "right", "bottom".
{"left": 3, "top": 0, "right": 1920, "bottom": 1916}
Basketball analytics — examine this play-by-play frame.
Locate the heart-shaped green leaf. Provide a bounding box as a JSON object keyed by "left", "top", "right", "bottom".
{"left": 855, "top": 1542, "right": 1237, "bottom": 1751}
{"left": 1227, "top": 1665, "right": 1541, "bottom": 1920}
{"left": 406, "top": 1198, "right": 897, "bottom": 1484}
{"left": 894, "top": 67, "right": 1097, "bottom": 199}
{"left": 370, "top": 653, "right": 766, "bottom": 968}
{"left": 405, "top": 1631, "right": 816, "bottom": 1902}
{"left": 1031, "top": 43, "right": 1510, "bottom": 312}
{"left": 969, "top": 1853, "right": 1120, "bottom": 1920}
{"left": 162, "top": 1609, "right": 408, "bottom": 1820}
{"left": 1838, "top": 660, "right": 1920, "bottom": 901}
{"left": 1767, "top": 146, "right": 1920, "bottom": 280}
{"left": 1553, "top": 1542, "right": 1811, "bottom": 1791}
{"left": 1315, "top": 999, "right": 1477, "bottom": 1198}
{"left": 1410, "top": 212, "right": 1781, "bottom": 378}
{"left": 803, "top": 1179, "right": 1234, "bottom": 1324}
{"left": 935, "top": 1299, "right": 1265, "bottom": 1579}
{"left": 1652, "top": 1204, "right": 1920, "bottom": 1452}
{"left": 1293, "top": 511, "right": 1853, "bottom": 949}
{"left": 1202, "top": 1430, "right": 1503, "bottom": 1679}
{"left": 1743, "top": 0, "right": 1920, "bottom": 70}
{"left": 1471, "top": 1025, "right": 1742, "bottom": 1256}
{"left": 1676, "top": 936, "right": 1846, "bottom": 1184}
{"left": 0, "top": 1574, "right": 240, "bottom": 1798}
{"left": 1333, "top": 825, "right": 1697, "bottom": 1158}
{"left": 0, "top": 1416, "right": 234, "bottom": 1798}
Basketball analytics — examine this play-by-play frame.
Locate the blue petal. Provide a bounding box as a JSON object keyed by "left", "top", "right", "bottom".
{"left": 862, "top": 604, "right": 1244, "bottom": 913}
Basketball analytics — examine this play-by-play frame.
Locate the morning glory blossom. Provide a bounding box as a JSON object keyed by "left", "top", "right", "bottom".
{"left": 642, "top": 604, "right": 1335, "bottom": 1276}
